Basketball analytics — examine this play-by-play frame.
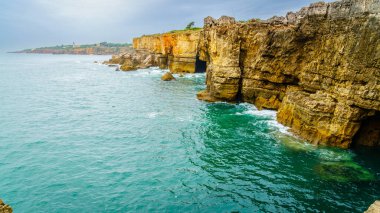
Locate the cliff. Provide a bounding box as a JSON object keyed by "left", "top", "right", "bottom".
{"left": 0, "top": 200, "right": 12, "bottom": 213}
{"left": 105, "top": 30, "right": 202, "bottom": 72}
{"left": 106, "top": 0, "right": 379, "bottom": 148}
{"left": 197, "top": 0, "right": 380, "bottom": 148}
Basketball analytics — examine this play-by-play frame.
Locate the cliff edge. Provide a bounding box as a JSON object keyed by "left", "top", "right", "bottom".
{"left": 197, "top": 0, "right": 380, "bottom": 148}
{"left": 106, "top": 0, "right": 379, "bottom": 148}
{"left": 105, "top": 30, "right": 202, "bottom": 72}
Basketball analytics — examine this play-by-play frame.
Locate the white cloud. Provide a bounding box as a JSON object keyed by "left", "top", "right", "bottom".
{"left": 34, "top": 0, "right": 163, "bottom": 25}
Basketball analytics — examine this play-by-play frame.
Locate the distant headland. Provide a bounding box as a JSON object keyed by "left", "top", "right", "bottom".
{"left": 10, "top": 42, "right": 133, "bottom": 55}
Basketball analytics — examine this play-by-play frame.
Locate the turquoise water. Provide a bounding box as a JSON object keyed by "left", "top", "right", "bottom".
{"left": 0, "top": 54, "right": 379, "bottom": 212}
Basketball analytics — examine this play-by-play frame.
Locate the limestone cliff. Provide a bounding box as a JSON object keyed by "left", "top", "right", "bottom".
{"left": 106, "top": 0, "right": 379, "bottom": 148}
{"left": 197, "top": 0, "right": 380, "bottom": 148}
{"left": 105, "top": 30, "right": 201, "bottom": 73}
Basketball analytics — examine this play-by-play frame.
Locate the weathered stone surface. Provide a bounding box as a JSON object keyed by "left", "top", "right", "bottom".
{"left": 197, "top": 0, "right": 380, "bottom": 148}
{"left": 161, "top": 72, "right": 176, "bottom": 81}
{"left": 105, "top": 50, "right": 160, "bottom": 71}
{"left": 365, "top": 201, "right": 380, "bottom": 213}
{"left": 105, "top": 0, "right": 379, "bottom": 148}
{"left": 105, "top": 30, "right": 201, "bottom": 73}
{"left": 133, "top": 30, "right": 201, "bottom": 73}
{"left": 196, "top": 90, "right": 220, "bottom": 102}
{"left": 0, "top": 200, "right": 13, "bottom": 213}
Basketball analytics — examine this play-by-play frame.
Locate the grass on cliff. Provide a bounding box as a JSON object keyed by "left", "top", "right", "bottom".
{"left": 142, "top": 28, "right": 202, "bottom": 37}
{"left": 167, "top": 27, "right": 202, "bottom": 33}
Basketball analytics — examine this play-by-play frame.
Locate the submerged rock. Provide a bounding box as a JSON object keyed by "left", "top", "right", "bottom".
{"left": 115, "top": 67, "right": 120, "bottom": 71}
{"left": 161, "top": 72, "right": 176, "bottom": 81}
{"left": 272, "top": 132, "right": 316, "bottom": 152}
{"left": 314, "top": 161, "right": 376, "bottom": 182}
{"left": 0, "top": 199, "right": 12, "bottom": 213}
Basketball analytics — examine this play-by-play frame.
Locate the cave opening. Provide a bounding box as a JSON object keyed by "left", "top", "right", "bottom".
{"left": 195, "top": 55, "right": 207, "bottom": 73}
{"left": 352, "top": 111, "right": 380, "bottom": 148}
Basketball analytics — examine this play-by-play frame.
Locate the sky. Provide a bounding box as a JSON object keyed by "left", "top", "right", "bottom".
{"left": 0, "top": 0, "right": 330, "bottom": 51}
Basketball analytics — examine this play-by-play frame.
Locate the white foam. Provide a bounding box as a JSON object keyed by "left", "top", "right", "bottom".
{"left": 239, "top": 103, "right": 293, "bottom": 135}
{"left": 129, "top": 68, "right": 164, "bottom": 77}
{"left": 147, "top": 112, "right": 163, "bottom": 118}
{"left": 316, "top": 149, "right": 355, "bottom": 162}
{"left": 243, "top": 109, "right": 277, "bottom": 118}
{"left": 267, "top": 120, "right": 292, "bottom": 135}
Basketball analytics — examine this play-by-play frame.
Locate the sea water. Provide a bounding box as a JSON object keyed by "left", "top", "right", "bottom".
{"left": 0, "top": 53, "right": 379, "bottom": 212}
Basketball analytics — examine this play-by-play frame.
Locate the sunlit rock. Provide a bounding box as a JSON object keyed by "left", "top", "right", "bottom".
{"left": 161, "top": 72, "right": 176, "bottom": 81}
{"left": 197, "top": 0, "right": 380, "bottom": 148}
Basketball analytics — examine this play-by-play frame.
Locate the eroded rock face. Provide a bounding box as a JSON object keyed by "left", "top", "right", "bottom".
{"left": 134, "top": 30, "right": 201, "bottom": 73}
{"left": 104, "top": 50, "right": 160, "bottom": 71}
{"left": 105, "top": 30, "right": 201, "bottom": 73}
{"left": 197, "top": 0, "right": 380, "bottom": 148}
{"left": 0, "top": 200, "right": 12, "bottom": 213}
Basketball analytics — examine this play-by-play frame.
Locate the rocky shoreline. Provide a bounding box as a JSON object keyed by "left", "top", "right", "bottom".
{"left": 106, "top": 0, "right": 379, "bottom": 149}
{"left": 12, "top": 43, "right": 133, "bottom": 55}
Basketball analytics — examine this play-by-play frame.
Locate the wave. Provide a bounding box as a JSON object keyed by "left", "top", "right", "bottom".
{"left": 237, "top": 103, "right": 292, "bottom": 135}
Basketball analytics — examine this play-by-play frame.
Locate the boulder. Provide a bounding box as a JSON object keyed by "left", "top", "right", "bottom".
{"left": 161, "top": 72, "right": 176, "bottom": 81}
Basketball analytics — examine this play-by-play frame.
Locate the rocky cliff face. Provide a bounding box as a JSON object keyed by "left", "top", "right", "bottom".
{"left": 105, "top": 0, "right": 379, "bottom": 148}
{"left": 197, "top": 0, "right": 380, "bottom": 148}
{"left": 105, "top": 30, "right": 201, "bottom": 72}
{"left": 134, "top": 30, "right": 201, "bottom": 73}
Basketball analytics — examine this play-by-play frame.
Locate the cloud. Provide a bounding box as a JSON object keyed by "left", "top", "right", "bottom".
{"left": 0, "top": 0, "right": 335, "bottom": 51}
{"left": 34, "top": 0, "right": 156, "bottom": 26}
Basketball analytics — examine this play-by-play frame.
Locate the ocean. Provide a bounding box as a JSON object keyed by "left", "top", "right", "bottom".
{"left": 0, "top": 53, "right": 379, "bottom": 212}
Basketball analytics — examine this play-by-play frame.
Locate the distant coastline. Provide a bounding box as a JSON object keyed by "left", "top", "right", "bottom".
{"left": 9, "top": 42, "right": 133, "bottom": 55}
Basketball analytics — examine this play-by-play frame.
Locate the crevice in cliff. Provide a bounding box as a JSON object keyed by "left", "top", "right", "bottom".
{"left": 352, "top": 111, "right": 380, "bottom": 148}
{"left": 237, "top": 46, "right": 246, "bottom": 102}
{"left": 195, "top": 55, "right": 207, "bottom": 73}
